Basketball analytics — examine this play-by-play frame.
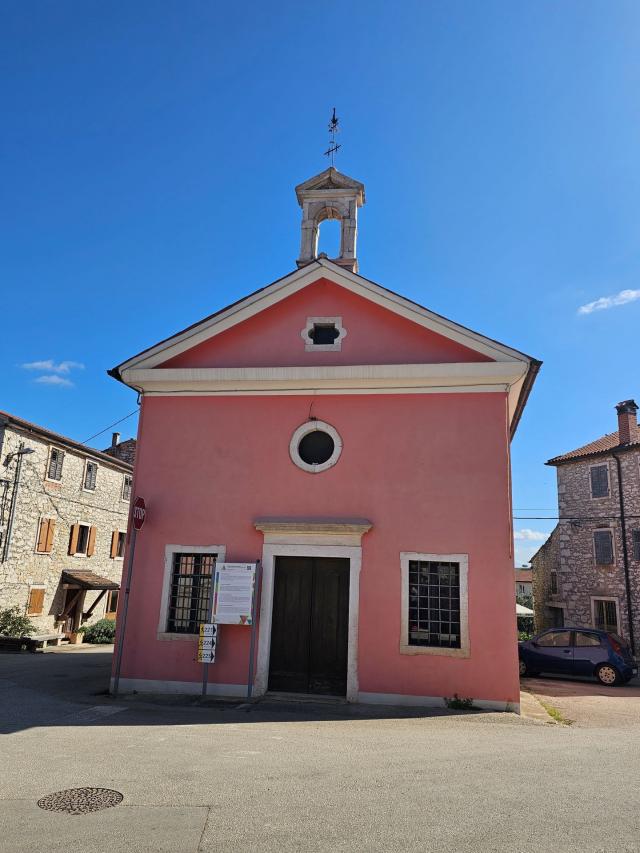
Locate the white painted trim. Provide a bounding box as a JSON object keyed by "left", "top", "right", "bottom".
{"left": 301, "top": 316, "right": 347, "bottom": 352}
{"left": 110, "top": 677, "right": 246, "bottom": 696}
{"left": 357, "top": 692, "right": 518, "bottom": 714}
{"left": 289, "top": 420, "right": 342, "bottom": 473}
{"left": 117, "top": 260, "right": 530, "bottom": 372}
{"left": 157, "top": 544, "right": 226, "bottom": 640}
{"left": 400, "top": 552, "right": 470, "bottom": 658}
{"left": 255, "top": 541, "right": 364, "bottom": 702}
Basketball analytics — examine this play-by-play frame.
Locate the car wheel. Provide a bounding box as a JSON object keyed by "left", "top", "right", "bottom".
{"left": 596, "top": 663, "right": 621, "bottom": 686}
{"left": 519, "top": 659, "right": 538, "bottom": 678}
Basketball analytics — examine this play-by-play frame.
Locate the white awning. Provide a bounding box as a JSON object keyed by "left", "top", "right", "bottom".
{"left": 516, "top": 603, "right": 534, "bottom": 617}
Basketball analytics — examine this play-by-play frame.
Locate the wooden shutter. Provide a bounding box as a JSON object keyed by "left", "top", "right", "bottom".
{"left": 594, "top": 530, "right": 614, "bottom": 565}
{"left": 36, "top": 519, "right": 48, "bottom": 552}
{"left": 45, "top": 518, "right": 55, "bottom": 553}
{"left": 110, "top": 530, "right": 119, "bottom": 559}
{"left": 590, "top": 465, "right": 609, "bottom": 498}
{"left": 69, "top": 523, "right": 80, "bottom": 555}
{"left": 27, "top": 588, "right": 45, "bottom": 616}
{"left": 87, "top": 526, "right": 97, "bottom": 557}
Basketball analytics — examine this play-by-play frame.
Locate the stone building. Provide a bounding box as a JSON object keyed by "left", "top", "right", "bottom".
{"left": 531, "top": 400, "right": 640, "bottom": 650}
{"left": 0, "top": 411, "right": 135, "bottom": 636}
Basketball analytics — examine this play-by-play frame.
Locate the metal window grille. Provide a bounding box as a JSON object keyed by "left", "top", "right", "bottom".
{"left": 594, "top": 530, "right": 614, "bottom": 565}
{"left": 594, "top": 599, "right": 618, "bottom": 633}
{"left": 632, "top": 530, "right": 640, "bottom": 562}
{"left": 84, "top": 462, "right": 97, "bottom": 490}
{"left": 590, "top": 465, "right": 609, "bottom": 498}
{"left": 122, "top": 475, "right": 132, "bottom": 501}
{"left": 48, "top": 449, "right": 64, "bottom": 481}
{"left": 166, "top": 552, "right": 217, "bottom": 634}
{"left": 408, "top": 560, "right": 461, "bottom": 649}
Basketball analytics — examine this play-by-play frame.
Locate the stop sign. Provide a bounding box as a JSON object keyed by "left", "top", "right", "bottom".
{"left": 132, "top": 496, "right": 146, "bottom": 531}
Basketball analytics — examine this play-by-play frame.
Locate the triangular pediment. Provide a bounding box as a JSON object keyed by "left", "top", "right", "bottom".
{"left": 295, "top": 168, "right": 365, "bottom": 203}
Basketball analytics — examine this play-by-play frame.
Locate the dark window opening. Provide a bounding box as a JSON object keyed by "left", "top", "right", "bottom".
{"left": 309, "top": 323, "right": 339, "bottom": 345}
{"left": 116, "top": 531, "right": 126, "bottom": 558}
{"left": 76, "top": 524, "right": 90, "bottom": 555}
{"left": 167, "top": 552, "right": 217, "bottom": 634}
{"left": 632, "top": 529, "right": 640, "bottom": 561}
{"left": 298, "top": 430, "right": 335, "bottom": 465}
{"left": 106, "top": 590, "right": 119, "bottom": 614}
{"left": 408, "top": 560, "right": 461, "bottom": 649}
{"left": 84, "top": 461, "right": 97, "bottom": 491}
{"left": 550, "top": 571, "right": 558, "bottom": 595}
{"left": 590, "top": 465, "right": 609, "bottom": 498}
{"left": 594, "top": 599, "right": 618, "bottom": 633}
{"left": 594, "top": 530, "right": 614, "bottom": 565}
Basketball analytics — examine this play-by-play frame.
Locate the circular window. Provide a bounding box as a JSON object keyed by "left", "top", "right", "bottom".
{"left": 289, "top": 421, "right": 342, "bottom": 473}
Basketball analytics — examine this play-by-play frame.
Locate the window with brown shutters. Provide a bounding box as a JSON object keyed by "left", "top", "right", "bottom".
{"left": 110, "top": 530, "right": 126, "bottom": 559}
{"left": 69, "top": 523, "right": 96, "bottom": 556}
{"left": 27, "top": 587, "right": 45, "bottom": 616}
{"left": 36, "top": 518, "right": 55, "bottom": 553}
{"left": 590, "top": 464, "right": 609, "bottom": 498}
{"left": 83, "top": 461, "right": 97, "bottom": 491}
{"left": 594, "top": 530, "right": 614, "bottom": 565}
{"left": 47, "top": 448, "right": 64, "bottom": 481}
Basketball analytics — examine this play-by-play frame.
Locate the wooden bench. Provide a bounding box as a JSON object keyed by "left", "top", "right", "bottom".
{"left": 27, "top": 633, "right": 64, "bottom": 650}
{"left": 0, "top": 633, "right": 64, "bottom": 653}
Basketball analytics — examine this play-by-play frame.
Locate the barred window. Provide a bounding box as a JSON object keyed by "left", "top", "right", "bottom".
{"left": 408, "top": 560, "right": 461, "bottom": 649}
{"left": 84, "top": 461, "right": 97, "bottom": 491}
{"left": 632, "top": 530, "right": 640, "bottom": 562}
{"left": 594, "top": 599, "right": 618, "bottom": 633}
{"left": 47, "top": 448, "right": 64, "bottom": 481}
{"left": 166, "top": 552, "right": 217, "bottom": 634}
{"left": 590, "top": 465, "right": 609, "bottom": 498}
{"left": 594, "top": 530, "right": 614, "bottom": 565}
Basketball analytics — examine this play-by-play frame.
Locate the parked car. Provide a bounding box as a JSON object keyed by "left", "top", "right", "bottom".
{"left": 519, "top": 627, "right": 637, "bottom": 686}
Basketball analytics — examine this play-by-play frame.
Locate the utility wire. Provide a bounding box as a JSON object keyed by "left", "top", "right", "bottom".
{"left": 81, "top": 410, "right": 139, "bottom": 445}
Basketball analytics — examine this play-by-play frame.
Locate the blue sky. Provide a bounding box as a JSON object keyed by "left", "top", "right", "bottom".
{"left": 2, "top": 1, "right": 640, "bottom": 563}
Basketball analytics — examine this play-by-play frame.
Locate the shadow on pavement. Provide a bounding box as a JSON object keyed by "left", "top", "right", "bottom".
{"left": 0, "top": 647, "right": 484, "bottom": 735}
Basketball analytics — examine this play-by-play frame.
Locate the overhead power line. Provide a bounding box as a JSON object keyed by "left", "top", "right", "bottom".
{"left": 81, "top": 410, "right": 139, "bottom": 445}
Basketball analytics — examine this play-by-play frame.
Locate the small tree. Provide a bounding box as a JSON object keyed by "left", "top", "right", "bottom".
{"left": 0, "top": 606, "right": 35, "bottom": 637}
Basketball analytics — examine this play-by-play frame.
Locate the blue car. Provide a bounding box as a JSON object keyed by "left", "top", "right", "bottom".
{"left": 519, "top": 627, "right": 638, "bottom": 686}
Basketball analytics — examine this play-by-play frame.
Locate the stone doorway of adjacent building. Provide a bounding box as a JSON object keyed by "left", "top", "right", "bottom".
{"left": 268, "top": 556, "right": 350, "bottom": 697}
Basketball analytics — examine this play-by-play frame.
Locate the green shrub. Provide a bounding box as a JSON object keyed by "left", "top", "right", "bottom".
{"left": 444, "top": 694, "right": 474, "bottom": 710}
{"left": 518, "top": 631, "right": 533, "bottom": 641}
{"left": 0, "top": 606, "right": 35, "bottom": 637}
{"left": 81, "top": 619, "right": 116, "bottom": 644}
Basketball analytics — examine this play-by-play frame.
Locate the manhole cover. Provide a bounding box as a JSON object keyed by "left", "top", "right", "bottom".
{"left": 37, "top": 787, "right": 123, "bottom": 815}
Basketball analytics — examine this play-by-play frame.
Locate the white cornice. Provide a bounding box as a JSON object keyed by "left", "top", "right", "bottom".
{"left": 116, "top": 260, "right": 531, "bottom": 372}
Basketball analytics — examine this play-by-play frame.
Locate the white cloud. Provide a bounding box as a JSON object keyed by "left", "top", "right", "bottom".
{"left": 21, "top": 359, "right": 84, "bottom": 373}
{"left": 513, "top": 529, "right": 549, "bottom": 542}
{"left": 34, "top": 375, "right": 74, "bottom": 388}
{"left": 578, "top": 289, "right": 640, "bottom": 315}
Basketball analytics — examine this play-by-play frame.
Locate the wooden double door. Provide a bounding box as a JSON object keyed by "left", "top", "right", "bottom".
{"left": 268, "top": 556, "right": 350, "bottom": 696}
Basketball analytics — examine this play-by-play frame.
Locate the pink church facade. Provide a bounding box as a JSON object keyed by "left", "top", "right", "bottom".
{"left": 110, "top": 168, "right": 539, "bottom": 712}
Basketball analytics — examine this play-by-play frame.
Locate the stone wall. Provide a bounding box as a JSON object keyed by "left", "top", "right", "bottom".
{"left": 0, "top": 423, "right": 132, "bottom": 634}
{"left": 531, "top": 526, "right": 561, "bottom": 631}
{"left": 541, "top": 448, "right": 640, "bottom": 645}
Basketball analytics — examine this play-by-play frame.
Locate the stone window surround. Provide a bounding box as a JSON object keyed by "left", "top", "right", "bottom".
{"left": 289, "top": 420, "right": 343, "bottom": 474}
{"left": 590, "top": 595, "right": 620, "bottom": 633}
{"left": 72, "top": 520, "right": 93, "bottom": 558}
{"left": 588, "top": 461, "right": 611, "bottom": 500}
{"left": 593, "top": 527, "right": 616, "bottom": 567}
{"left": 45, "top": 445, "right": 64, "bottom": 483}
{"left": 122, "top": 474, "right": 133, "bottom": 502}
{"left": 399, "top": 552, "right": 470, "bottom": 659}
{"left": 157, "top": 544, "right": 226, "bottom": 641}
{"left": 33, "top": 515, "right": 54, "bottom": 554}
{"left": 300, "top": 316, "right": 347, "bottom": 352}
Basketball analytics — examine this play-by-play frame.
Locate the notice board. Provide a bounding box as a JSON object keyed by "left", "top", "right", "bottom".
{"left": 213, "top": 563, "right": 257, "bottom": 625}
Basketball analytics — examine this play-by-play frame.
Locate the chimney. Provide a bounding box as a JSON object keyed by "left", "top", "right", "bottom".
{"left": 616, "top": 400, "right": 638, "bottom": 445}
{"left": 111, "top": 432, "right": 121, "bottom": 449}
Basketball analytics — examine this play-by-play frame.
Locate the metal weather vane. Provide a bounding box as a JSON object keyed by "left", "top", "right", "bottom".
{"left": 324, "top": 107, "right": 341, "bottom": 166}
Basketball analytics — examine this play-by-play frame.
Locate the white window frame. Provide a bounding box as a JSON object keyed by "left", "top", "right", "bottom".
{"left": 72, "top": 520, "right": 93, "bottom": 557}
{"left": 113, "top": 530, "right": 126, "bottom": 561}
{"left": 122, "top": 474, "right": 132, "bottom": 502}
{"left": 590, "top": 596, "right": 620, "bottom": 634}
{"left": 45, "top": 446, "right": 65, "bottom": 482}
{"left": 289, "top": 420, "right": 343, "bottom": 474}
{"left": 82, "top": 459, "right": 98, "bottom": 492}
{"left": 300, "top": 316, "right": 347, "bottom": 352}
{"left": 157, "top": 544, "right": 226, "bottom": 641}
{"left": 400, "top": 552, "right": 470, "bottom": 658}
{"left": 589, "top": 461, "right": 610, "bottom": 500}
{"left": 593, "top": 527, "right": 616, "bottom": 566}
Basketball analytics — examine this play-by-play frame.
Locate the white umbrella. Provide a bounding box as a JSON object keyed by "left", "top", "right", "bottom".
{"left": 516, "top": 602, "right": 534, "bottom": 617}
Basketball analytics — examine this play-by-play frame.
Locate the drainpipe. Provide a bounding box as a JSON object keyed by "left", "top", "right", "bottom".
{"left": 613, "top": 453, "right": 635, "bottom": 655}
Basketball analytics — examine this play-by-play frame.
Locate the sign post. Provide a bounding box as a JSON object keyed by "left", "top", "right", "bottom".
{"left": 246, "top": 561, "right": 261, "bottom": 700}
{"left": 112, "top": 496, "right": 146, "bottom": 697}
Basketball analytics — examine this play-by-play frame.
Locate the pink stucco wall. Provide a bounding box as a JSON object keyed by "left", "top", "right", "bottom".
{"left": 161, "top": 278, "right": 493, "bottom": 369}
{"left": 116, "top": 390, "right": 520, "bottom": 706}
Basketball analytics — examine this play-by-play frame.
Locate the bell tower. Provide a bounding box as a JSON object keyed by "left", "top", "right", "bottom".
{"left": 295, "top": 167, "right": 366, "bottom": 273}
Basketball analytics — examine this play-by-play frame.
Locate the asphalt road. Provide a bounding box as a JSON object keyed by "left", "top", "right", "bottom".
{"left": 1, "top": 647, "right": 640, "bottom": 853}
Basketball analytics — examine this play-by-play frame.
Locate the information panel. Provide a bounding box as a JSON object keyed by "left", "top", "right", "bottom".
{"left": 213, "top": 563, "right": 257, "bottom": 625}
{"left": 197, "top": 623, "right": 217, "bottom": 663}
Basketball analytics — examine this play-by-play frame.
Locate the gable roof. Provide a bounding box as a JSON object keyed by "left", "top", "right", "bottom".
{"left": 547, "top": 429, "right": 640, "bottom": 465}
{"left": 295, "top": 167, "right": 365, "bottom": 204}
{"left": 109, "top": 258, "right": 541, "bottom": 437}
